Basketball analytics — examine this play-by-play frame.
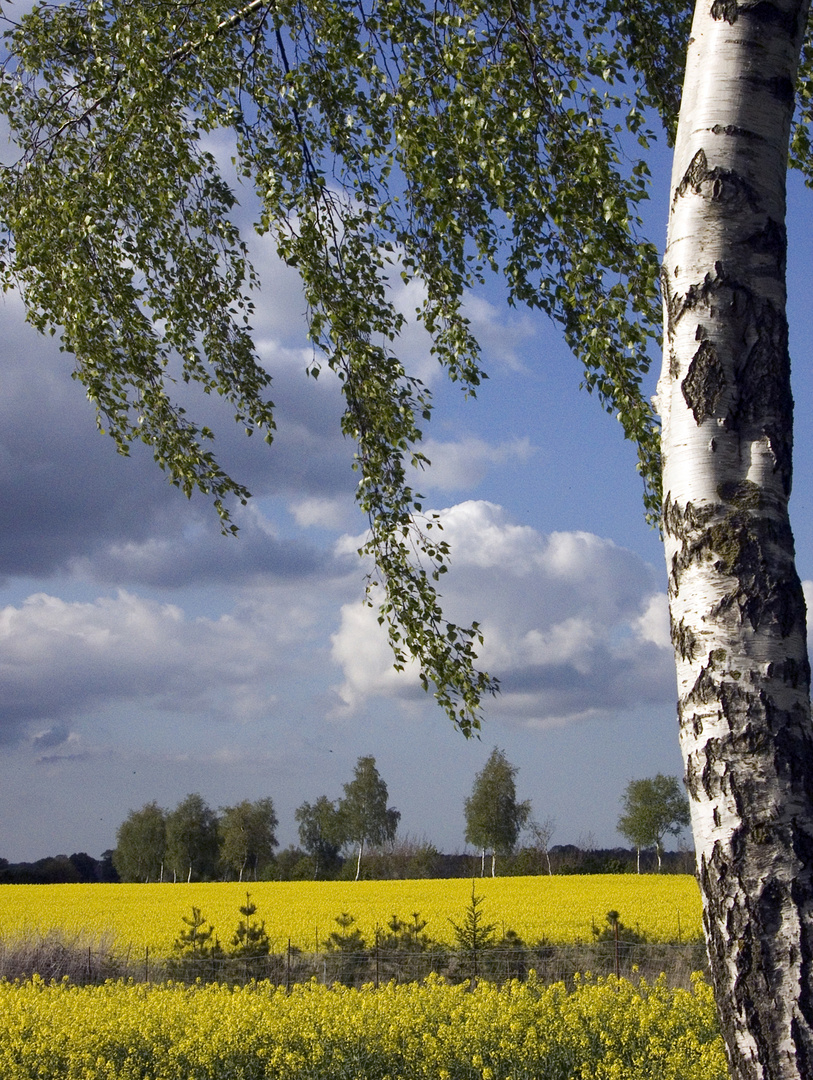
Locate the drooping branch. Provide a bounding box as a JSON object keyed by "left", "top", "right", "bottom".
{"left": 169, "top": 0, "right": 272, "bottom": 64}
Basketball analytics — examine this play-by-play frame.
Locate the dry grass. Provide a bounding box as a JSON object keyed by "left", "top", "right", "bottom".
{"left": 0, "top": 929, "right": 128, "bottom": 983}
{"left": 0, "top": 927, "right": 708, "bottom": 990}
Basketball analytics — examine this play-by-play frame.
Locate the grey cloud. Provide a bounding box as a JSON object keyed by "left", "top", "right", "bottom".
{"left": 0, "top": 573, "right": 357, "bottom": 748}
{"left": 499, "top": 641, "right": 675, "bottom": 719}
{"left": 70, "top": 513, "right": 326, "bottom": 588}
{"left": 32, "top": 725, "right": 71, "bottom": 750}
{"left": 37, "top": 752, "right": 93, "bottom": 764}
{"left": 416, "top": 436, "right": 536, "bottom": 493}
{"left": 0, "top": 301, "right": 356, "bottom": 586}
{"left": 0, "top": 326, "right": 194, "bottom": 577}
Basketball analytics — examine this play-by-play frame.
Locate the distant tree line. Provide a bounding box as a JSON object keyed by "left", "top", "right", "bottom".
{"left": 113, "top": 793, "right": 279, "bottom": 883}
{"left": 112, "top": 756, "right": 402, "bottom": 883}
{"left": 0, "top": 851, "right": 118, "bottom": 885}
{"left": 0, "top": 842, "right": 695, "bottom": 886}
{"left": 0, "top": 752, "right": 694, "bottom": 883}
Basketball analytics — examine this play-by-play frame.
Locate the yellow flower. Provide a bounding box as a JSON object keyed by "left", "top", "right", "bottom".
{"left": 0, "top": 876, "right": 702, "bottom": 957}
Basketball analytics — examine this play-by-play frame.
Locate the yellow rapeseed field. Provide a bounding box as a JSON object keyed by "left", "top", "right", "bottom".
{"left": 0, "top": 972, "right": 726, "bottom": 1080}
{"left": 0, "top": 876, "right": 702, "bottom": 955}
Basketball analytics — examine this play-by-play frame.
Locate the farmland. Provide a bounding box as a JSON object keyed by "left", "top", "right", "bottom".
{"left": 0, "top": 877, "right": 715, "bottom": 1079}
{"left": 0, "top": 875, "right": 702, "bottom": 955}
{"left": 0, "top": 972, "right": 725, "bottom": 1080}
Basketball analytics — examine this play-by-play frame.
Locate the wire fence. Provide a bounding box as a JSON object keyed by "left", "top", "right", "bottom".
{"left": 0, "top": 933, "right": 709, "bottom": 991}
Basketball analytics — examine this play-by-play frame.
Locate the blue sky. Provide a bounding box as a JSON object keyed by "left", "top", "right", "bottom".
{"left": 1, "top": 22, "right": 812, "bottom": 864}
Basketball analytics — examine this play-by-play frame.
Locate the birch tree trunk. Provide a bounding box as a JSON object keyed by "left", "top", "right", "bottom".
{"left": 656, "top": 1, "right": 813, "bottom": 1076}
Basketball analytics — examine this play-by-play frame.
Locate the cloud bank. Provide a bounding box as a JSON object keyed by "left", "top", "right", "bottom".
{"left": 332, "top": 501, "right": 674, "bottom": 726}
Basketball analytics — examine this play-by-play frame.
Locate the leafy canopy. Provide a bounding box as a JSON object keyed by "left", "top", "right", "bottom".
{"left": 164, "top": 792, "right": 220, "bottom": 881}
{"left": 219, "top": 798, "right": 278, "bottom": 879}
{"left": 0, "top": 0, "right": 720, "bottom": 733}
{"left": 339, "top": 755, "right": 399, "bottom": 850}
{"left": 464, "top": 746, "right": 531, "bottom": 857}
{"left": 113, "top": 800, "right": 167, "bottom": 883}
{"left": 296, "top": 796, "right": 345, "bottom": 868}
{"left": 617, "top": 773, "right": 690, "bottom": 852}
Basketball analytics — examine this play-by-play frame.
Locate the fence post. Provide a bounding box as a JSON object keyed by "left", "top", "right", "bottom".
{"left": 286, "top": 938, "right": 291, "bottom": 993}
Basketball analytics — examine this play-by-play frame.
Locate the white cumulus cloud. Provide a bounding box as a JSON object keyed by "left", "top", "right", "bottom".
{"left": 331, "top": 500, "right": 674, "bottom": 726}
{"left": 0, "top": 586, "right": 336, "bottom": 746}
{"left": 416, "top": 436, "right": 536, "bottom": 492}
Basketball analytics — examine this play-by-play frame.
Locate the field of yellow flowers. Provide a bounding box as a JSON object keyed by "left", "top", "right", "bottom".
{"left": 0, "top": 876, "right": 702, "bottom": 955}
{"left": 0, "top": 972, "right": 725, "bottom": 1080}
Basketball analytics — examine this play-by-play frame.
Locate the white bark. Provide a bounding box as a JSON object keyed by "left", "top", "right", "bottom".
{"left": 656, "top": 1, "right": 813, "bottom": 1076}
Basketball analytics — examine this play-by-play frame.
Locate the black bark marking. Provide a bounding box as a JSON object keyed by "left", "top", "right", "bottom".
{"left": 684, "top": 755, "right": 704, "bottom": 800}
{"left": 766, "top": 656, "right": 810, "bottom": 690}
{"left": 711, "top": 123, "right": 761, "bottom": 140}
{"left": 683, "top": 339, "right": 727, "bottom": 423}
{"left": 706, "top": 512, "right": 802, "bottom": 633}
{"left": 673, "top": 147, "right": 759, "bottom": 211}
{"left": 666, "top": 491, "right": 805, "bottom": 638}
{"left": 667, "top": 254, "right": 792, "bottom": 492}
{"left": 737, "top": 299, "right": 789, "bottom": 414}
{"left": 671, "top": 263, "right": 732, "bottom": 329}
{"left": 671, "top": 616, "right": 698, "bottom": 661}
{"left": 717, "top": 479, "right": 761, "bottom": 509}
{"left": 662, "top": 492, "right": 716, "bottom": 542}
{"left": 742, "top": 0, "right": 799, "bottom": 33}
{"left": 730, "top": 299, "right": 793, "bottom": 493}
{"left": 707, "top": 167, "right": 759, "bottom": 209}
{"left": 684, "top": 665, "right": 719, "bottom": 706}
{"left": 738, "top": 218, "right": 786, "bottom": 276}
{"left": 711, "top": 0, "right": 738, "bottom": 22}
{"left": 745, "top": 74, "right": 796, "bottom": 105}
{"left": 792, "top": 867, "right": 813, "bottom": 1061}
{"left": 688, "top": 683, "right": 813, "bottom": 1079}
{"left": 677, "top": 148, "right": 710, "bottom": 200}
{"left": 660, "top": 264, "right": 683, "bottom": 340}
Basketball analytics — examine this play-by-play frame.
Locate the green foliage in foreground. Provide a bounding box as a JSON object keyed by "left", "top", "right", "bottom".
{"left": 0, "top": 972, "right": 726, "bottom": 1080}
{"left": 0, "top": 0, "right": 677, "bottom": 733}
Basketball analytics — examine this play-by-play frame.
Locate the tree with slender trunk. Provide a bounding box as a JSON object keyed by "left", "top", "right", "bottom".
{"left": 464, "top": 747, "right": 531, "bottom": 877}
{"left": 527, "top": 816, "right": 556, "bottom": 876}
{"left": 295, "top": 796, "right": 345, "bottom": 879}
{"left": 219, "top": 798, "right": 278, "bottom": 881}
{"left": 655, "top": 1, "right": 813, "bottom": 1074}
{"left": 338, "top": 756, "right": 400, "bottom": 880}
{"left": 617, "top": 775, "right": 690, "bottom": 873}
{"left": 164, "top": 793, "right": 219, "bottom": 884}
{"left": 113, "top": 800, "right": 166, "bottom": 883}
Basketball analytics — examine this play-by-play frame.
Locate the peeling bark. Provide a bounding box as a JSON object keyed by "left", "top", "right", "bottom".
{"left": 655, "top": 1, "right": 813, "bottom": 1077}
